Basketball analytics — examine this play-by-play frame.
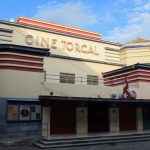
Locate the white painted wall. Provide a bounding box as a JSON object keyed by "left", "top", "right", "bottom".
{"left": 76, "top": 107, "right": 88, "bottom": 134}
{"left": 41, "top": 82, "right": 113, "bottom": 98}
{"left": 139, "top": 82, "right": 150, "bottom": 99}
{"left": 44, "top": 57, "right": 121, "bottom": 79}
{"left": 42, "top": 57, "right": 121, "bottom": 98}
{"left": 120, "top": 43, "right": 150, "bottom": 66}
{"left": 0, "top": 70, "right": 44, "bottom": 98}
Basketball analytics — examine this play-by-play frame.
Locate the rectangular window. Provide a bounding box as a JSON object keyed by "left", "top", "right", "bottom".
{"left": 87, "top": 75, "right": 99, "bottom": 85}
{"left": 60, "top": 73, "right": 75, "bottom": 84}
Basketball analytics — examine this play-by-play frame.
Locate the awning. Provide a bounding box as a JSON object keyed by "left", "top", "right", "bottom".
{"left": 39, "top": 95, "right": 150, "bottom": 104}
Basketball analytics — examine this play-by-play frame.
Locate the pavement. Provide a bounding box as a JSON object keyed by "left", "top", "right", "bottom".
{"left": 1, "top": 141, "right": 150, "bottom": 150}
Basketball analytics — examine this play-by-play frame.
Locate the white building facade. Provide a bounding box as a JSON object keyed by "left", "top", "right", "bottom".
{"left": 0, "top": 17, "right": 150, "bottom": 137}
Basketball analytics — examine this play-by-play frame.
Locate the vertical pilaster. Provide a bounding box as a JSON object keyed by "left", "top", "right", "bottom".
{"left": 76, "top": 107, "right": 88, "bottom": 134}
{"left": 136, "top": 108, "right": 143, "bottom": 131}
{"left": 42, "top": 107, "right": 50, "bottom": 137}
{"left": 109, "top": 107, "right": 119, "bottom": 132}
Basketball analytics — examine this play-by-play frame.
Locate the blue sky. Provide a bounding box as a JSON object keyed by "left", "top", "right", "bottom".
{"left": 0, "top": 0, "right": 150, "bottom": 43}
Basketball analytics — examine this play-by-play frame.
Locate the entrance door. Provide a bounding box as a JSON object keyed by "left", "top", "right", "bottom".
{"left": 88, "top": 103, "right": 109, "bottom": 133}
{"left": 50, "top": 102, "right": 75, "bottom": 135}
{"left": 119, "top": 104, "right": 136, "bottom": 131}
{"left": 143, "top": 107, "right": 150, "bottom": 130}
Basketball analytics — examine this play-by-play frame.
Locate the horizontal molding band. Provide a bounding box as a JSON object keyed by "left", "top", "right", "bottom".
{"left": 0, "top": 66, "right": 43, "bottom": 72}
{"left": 105, "top": 55, "right": 120, "bottom": 59}
{"left": 0, "top": 58, "right": 43, "bottom": 64}
{"left": 105, "top": 59, "right": 120, "bottom": 62}
{"left": 0, "top": 60, "right": 43, "bottom": 67}
{"left": 0, "top": 34, "right": 12, "bottom": 38}
{"left": 121, "top": 50, "right": 150, "bottom": 55}
{"left": 0, "top": 44, "right": 49, "bottom": 56}
{"left": 0, "top": 54, "right": 43, "bottom": 62}
{"left": 104, "top": 69, "right": 150, "bottom": 79}
{"left": 19, "top": 19, "right": 100, "bottom": 37}
{"left": 104, "top": 73, "right": 150, "bottom": 83}
{"left": 0, "top": 28, "right": 13, "bottom": 33}
{"left": 105, "top": 76, "right": 150, "bottom": 85}
{"left": 105, "top": 78, "right": 150, "bottom": 86}
{"left": 103, "top": 67, "right": 150, "bottom": 78}
{"left": 120, "top": 55, "right": 150, "bottom": 60}
{"left": 19, "top": 22, "right": 100, "bottom": 40}
{"left": 121, "top": 45, "right": 150, "bottom": 50}
{"left": 18, "top": 18, "right": 100, "bottom": 40}
{"left": 0, "top": 51, "right": 43, "bottom": 58}
{"left": 105, "top": 47, "right": 120, "bottom": 52}
{"left": 105, "top": 51, "right": 120, "bottom": 55}
{"left": 0, "top": 38, "right": 12, "bottom": 42}
{"left": 0, "top": 63, "right": 43, "bottom": 69}
{"left": 104, "top": 74, "right": 150, "bottom": 84}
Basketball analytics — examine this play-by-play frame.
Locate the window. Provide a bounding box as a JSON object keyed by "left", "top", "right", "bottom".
{"left": 60, "top": 73, "right": 75, "bottom": 84}
{"left": 87, "top": 75, "right": 99, "bottom": 85}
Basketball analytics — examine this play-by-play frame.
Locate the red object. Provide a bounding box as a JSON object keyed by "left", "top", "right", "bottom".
{"left": 50, "top": 102, "right": 75, "bottom": 135}
{"left": 17, "top": 17, "right": 101, "bottom": 40}
{"left": 119, "top": 105, "right": 136, "bottom": 131}
{"left": 122, "top": 78, "right": 131, "bottom": 99}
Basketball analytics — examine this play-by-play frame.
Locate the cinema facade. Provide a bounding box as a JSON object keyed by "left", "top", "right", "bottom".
{"left": 0, "top": 17, "right": 150, "bottom": 138}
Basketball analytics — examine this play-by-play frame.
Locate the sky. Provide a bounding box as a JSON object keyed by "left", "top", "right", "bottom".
{"left": 0, "top": 0, "right": 150, "bottom": 44}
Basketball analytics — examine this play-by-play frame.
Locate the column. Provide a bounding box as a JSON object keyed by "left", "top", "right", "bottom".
{"left": 136, "top": 108, "right": 143, "bottom": 131}
{"left": 109, "top": 107, "right": 119, "bottom": 132}
{"left": 76, "top": 107, "right": 88, "bottom": 134}
{"left": 42, "top": 106, "right": 50, "bottom": 137}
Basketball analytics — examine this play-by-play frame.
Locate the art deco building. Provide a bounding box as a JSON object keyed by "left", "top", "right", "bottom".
{"left": 0, "top": 17, "right": 150, "bottom": 138}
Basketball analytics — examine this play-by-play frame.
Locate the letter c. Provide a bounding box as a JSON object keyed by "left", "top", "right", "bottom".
{"left": 25, "top": 35, "right": 33, "bottom": 45}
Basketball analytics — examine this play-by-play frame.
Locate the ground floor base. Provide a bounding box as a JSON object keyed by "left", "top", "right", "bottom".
{"left": 1, "top": 98, "right": 150, "bottom": 138}
{"left": 42, "top": 100, "right": 150, "bottom": 137}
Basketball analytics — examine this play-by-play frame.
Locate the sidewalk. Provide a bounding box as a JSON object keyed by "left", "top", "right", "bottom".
{"left": 0, "top": 140, "right": 150, "bottom": 150}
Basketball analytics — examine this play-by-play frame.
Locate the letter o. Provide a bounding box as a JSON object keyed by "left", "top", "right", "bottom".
{"left": 66, "top": 42, "right": 74, "bottom": 51}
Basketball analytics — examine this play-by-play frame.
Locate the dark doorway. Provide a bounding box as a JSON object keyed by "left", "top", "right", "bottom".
{"left": 143, "top": 106, "right": 150, "bottom": 130}
{"left": 88, "top": 103, "right": 109, "bottom": 133}
{"left": 50, "top": 101, "right": 75, "bottom": 135}
{"left": 119, "top": 104, "right": 136, "bottom": 131}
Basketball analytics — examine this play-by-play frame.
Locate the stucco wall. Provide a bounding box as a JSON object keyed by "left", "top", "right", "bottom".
{"left": 44, "top": 57, "right": 121, "bottom": 80}
{"left": 0, "top": 70, "right": 44, "bottom": 98}
{"left": 138, "top": 82, "right": 150, "bottom": 99}
{"left": 0, "top": 22, "right": 121, "bottom": 64}
{"left": 120, "top": 47, "right": 150, "bottom": 66}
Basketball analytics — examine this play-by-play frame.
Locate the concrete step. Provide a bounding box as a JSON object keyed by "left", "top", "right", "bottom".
{"left": 39, "top": 134, "right": 150, "bottom": 145}
{"left": 43, "top": 130, "right": 150, "bottom": 142}
{"left": 35, "top": 131, "right": 150, "bottom": 149}
{"left": 35, "top": 136, "right": 150, "bottom": 149}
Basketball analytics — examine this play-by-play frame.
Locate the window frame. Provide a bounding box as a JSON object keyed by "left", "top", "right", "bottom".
{"left": 60, "top": 72, "right": 75, "bottom": 84}
{"left": 87, "top": 75, "right": 99, "bottom": 85}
